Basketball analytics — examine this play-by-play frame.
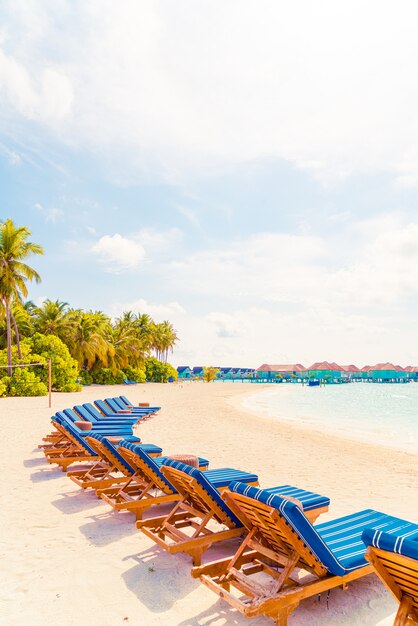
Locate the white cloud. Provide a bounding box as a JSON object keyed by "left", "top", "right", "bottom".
{"left": 34, "top": 202, "right": 64, "bottom": 223}
{"left": 110, "top": 298, "right": 185, "bottom": 319}
{"left": 207, "top": 312, "right": 242, "bottom": 338}
{"left": 91, "top": 233, "right": 146, "bottom": 272}
{"left": 2, "top": 1, "right": 418, "bottom": 183}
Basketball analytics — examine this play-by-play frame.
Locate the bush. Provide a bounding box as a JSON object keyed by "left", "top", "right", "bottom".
{"left": 145, "top": 357, "right": 178, "bottom": 383}
{"left": 0, "top": 378, "right": 9, "bottom": 397}
{"left": 22, "top": 333, "right": 81, "bottom": 392}
{"left": 122, "top": 365, "right": 146, "bottom": 383}
{"left": 77, "top": 369, "right": 93, "bottom": 385}
{"left": 7, "top": 368, "right": 48, "bottom": 397}
{"left": 92, "top": 368, "right": 125, "bottom": 385}
{"left": 202, "top": 366, "right": 219, "bottom": 383}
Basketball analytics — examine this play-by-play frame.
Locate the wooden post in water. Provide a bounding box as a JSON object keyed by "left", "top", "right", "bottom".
{"left": 48, "top": 359, "right": 52, "bottom": 408}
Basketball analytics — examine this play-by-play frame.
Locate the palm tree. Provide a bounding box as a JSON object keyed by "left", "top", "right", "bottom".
{"left": 67, "top": 310, "right": 114, "bottom": 369}
{"left": 33, "top": 299, "right": 75, "bottom": 343}
{"left": 0, "top": 219, "right": 43, "bottom": 374}
{"left": 151, "top": 320, "right": 178, "bottom": 362}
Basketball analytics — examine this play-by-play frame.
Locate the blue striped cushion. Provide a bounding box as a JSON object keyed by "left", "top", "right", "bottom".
{"left": 228, "top": 481, "right": 416, "bottom": 576}
{"left": 118, "top": 442, "right": 175, "bottom": 491}
{"left": 264, "top": 485, "right": 330, "bottom": 512}
{"left": 55, "top": 416, "right": 97, "bottom": 455}
{"left": 362, "top": 525, "right": 418, "bottom": 560}
{"left": 162, "top": 460, "right": 244, "bottom": 527}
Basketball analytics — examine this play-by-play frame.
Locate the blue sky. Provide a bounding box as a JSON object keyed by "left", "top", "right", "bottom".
{"left": 2, "top": 1, "right": 418, "bottom": 367}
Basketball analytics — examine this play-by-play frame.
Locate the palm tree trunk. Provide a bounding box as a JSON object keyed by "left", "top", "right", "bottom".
{"left": 5, "top": 301, "right": 12, "bottom": 376}
{"left": 10, "top": 310, "right": 22, "bottom": 361}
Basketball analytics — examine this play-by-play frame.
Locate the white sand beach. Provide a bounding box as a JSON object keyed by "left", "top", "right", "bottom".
{"left": 1, "top": 382, "right": 417, "bottom": 626}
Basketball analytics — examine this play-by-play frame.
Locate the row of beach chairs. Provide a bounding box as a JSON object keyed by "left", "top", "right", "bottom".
{"left": 39, "top": 398, "right": 418, "bottom": 625}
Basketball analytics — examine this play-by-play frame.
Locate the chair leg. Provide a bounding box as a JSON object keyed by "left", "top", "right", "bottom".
{"left": 394, "top": 596, "right": 412, "bottom": 626}
{"left": 274, "top": 603, "right": 299, "bottom": 626}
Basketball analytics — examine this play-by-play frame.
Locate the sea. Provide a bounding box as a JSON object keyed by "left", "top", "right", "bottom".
{"left": 243, "top": 383, "right": 418, "bottom": 455}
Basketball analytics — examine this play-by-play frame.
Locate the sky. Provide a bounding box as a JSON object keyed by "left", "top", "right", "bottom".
{"left": 1, "top": 0, "right": 418, "bottom": 367}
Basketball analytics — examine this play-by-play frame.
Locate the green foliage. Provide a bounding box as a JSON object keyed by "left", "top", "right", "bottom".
{"left": 92, "top": 368, "right": 125, "bottom": 385}
{"left": 202, "top": 366, "right": 219, "bottom": 383}
{"left": 23, "top": 333, "right": 82, "bottom": 392}
{"left": 123, "top": 365, "right": 146, "bottom": 383}
{"left": 0, "top": 378, "right": 8, "bottom": 396}
{"left": 6, "top": 368, "right": 48, "bottom": 397}
{"left": 77, "top": 369, "right": 93, "bottom": 385}
{"left": 145, "top": 357, "right": 178, "bottom": 383}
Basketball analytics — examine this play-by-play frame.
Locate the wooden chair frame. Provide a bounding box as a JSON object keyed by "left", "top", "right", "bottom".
{"left": 97, "top": 447, "right": 180, "bottom": 520}
{"left": 192, "top": 490, "right": 373, "bottom": 625}
{"left": 67, "top": 437, "right": 135, "bottom": 491}
{"left": 137, "top": 464, "right": 257, "bottom": 566}
{"left": 365, "top": 546, "right": 418, "bottom": 625}
{"left": 43, "top": 422, "right": 98, "bottom": 471}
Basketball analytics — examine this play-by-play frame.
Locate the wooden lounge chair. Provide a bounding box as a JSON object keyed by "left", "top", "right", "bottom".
{"left": 193, "top": 481, "right": 416, "bottom": 625}
{"left": 43, "top": 418, "right": 99, "bottom": 471}
{"left": 363, "top": 525, "right": 418, "bottom": 625}
{"left": 67, "top": 434, "right": 162, "bottom": 491}
{"left": 104, "top": 397, "right": 159, "bottom": 417}
{"left": 98, "top": 444, "right": 210, "bottom": 521}
{"left": 137, "top": 459, "right": 328, "bottom": 566}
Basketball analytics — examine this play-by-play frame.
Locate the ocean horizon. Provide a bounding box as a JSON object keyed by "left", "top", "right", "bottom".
{"left": 243, "top": 382, "right": 418, "bottom": 455}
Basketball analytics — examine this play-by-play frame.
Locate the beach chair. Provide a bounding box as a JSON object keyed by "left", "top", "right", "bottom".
{"left": 138, "top": 459, "right": 329, "bottom": 566}
{"left": 57, "top": 411, "right": 141, "bottom": 442}
{"left": 67, "top": 434, "right": 162, "bottom": 491}
{"left": 363, "top": 526, "right": 418, "bottom": 625}
{"left": 78, "top": 403, "right": 139, "bottom": 424}
{"left": 193, "top": 481, "right": 417, "bottom": 625}
{"left": 43, "top": 418, "right": 99, "bottom": 471}
{"left": 98, "top": 444, "right": 210, "bottom": 521}
{"left": 119, "top": 395, "right": 161, "bottom": 413}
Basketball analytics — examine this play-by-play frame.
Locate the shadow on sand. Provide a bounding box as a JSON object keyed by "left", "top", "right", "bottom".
{"left": 24, "top": 457, "right": 48, "bottom": 468}
{"left": 51, "top": 489, "right": 104, "bottom": 514}
{"left": 79, "top": 509, "right": 137, "bottom": 547}
{"left": 121, "top": 546, "right": 200, "bottom": 612}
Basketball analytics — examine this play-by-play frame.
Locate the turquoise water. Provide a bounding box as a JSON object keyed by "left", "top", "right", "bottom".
{"left": 243, "top": 383, "right": 418, "bottom": 455}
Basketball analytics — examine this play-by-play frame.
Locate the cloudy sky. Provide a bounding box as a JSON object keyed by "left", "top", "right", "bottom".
{"left": 2, "top": 0, "right": 418, "bottom": 367}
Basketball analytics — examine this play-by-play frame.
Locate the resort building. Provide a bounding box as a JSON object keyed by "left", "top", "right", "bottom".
{"left": 256, "top": 364, "right": 307, "bottom": 381}
{"left": 307, "top": 361, "right": 343, "bottom": 381}
{"left": 177, "top": 366, "right": 192, "bottom": 379}
{"left": 367, "top": 363, "right": 408, "bottom": 383}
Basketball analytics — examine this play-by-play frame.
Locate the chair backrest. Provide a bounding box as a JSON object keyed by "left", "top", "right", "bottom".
{"left": 119, "top": 395, "right": 131, "bottom": 407}
{"left": 83, "top": 402, "right": 109, "bottom": 420}
{"left": 118, "top": 442, "right": 175, "bottom": 494}
{"left": 112, "top": 397, "right": 129, "bottom": 410}
{"left": 105, "top": 398, "right": 124, "bottom": 413}
{"left": 94, "top": 399, "right": 116, "bottom": 417}
{"left": 53, "top": 415, "right": 97, "bottom": 456}
{"left": 85, "top": 434, "right": 134, "bottom": 475}
{"left": 162, "top": 459, "right": 241, "bottom": 527}
{"left": 363, "top": 528, "right": 418, "bottom": 618}
{"left": 363, "top": 527, "right": 418, "bottom": 559}
{"left": 226, "top": 481, "right": 342, "bottom": 576}
{"left": 74, "top": 404, "right": 99, "bottom": 423}
{"left": 63, "top": 408, "right": 86, "bottom": 423}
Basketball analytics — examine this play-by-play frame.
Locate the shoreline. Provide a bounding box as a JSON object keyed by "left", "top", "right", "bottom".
{"left": 1, "top": 382, "right": 416, "bottom": 625}
{"left": 234, "top": 382, "right": 418, "bottom": 462}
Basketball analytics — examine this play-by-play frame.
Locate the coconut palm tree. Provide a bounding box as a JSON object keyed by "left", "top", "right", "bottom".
{"left": 0, "top": 219, "right": 43, "bottom": 374}
{"left": 67, "top": 310, "right": 114, "bottom": 369}
{"left": 33, "top": 299, "right": 75, "bottom": 343}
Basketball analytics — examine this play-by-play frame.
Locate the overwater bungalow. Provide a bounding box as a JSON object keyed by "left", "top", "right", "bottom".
{"left": 256, "top": 364, "right": 307, "bottom": 381}
{"left": 340, "top": 364, "right": 362, "bottom": 381}
{"left": 307, "top": 361, "right": 343, "bottom": 382}
{"left": 368, "top": 363, "right": 408, "bottom": 383}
